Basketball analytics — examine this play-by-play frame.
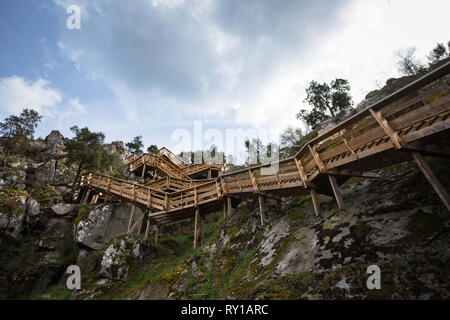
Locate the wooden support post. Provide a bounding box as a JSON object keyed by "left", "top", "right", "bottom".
{"left": 258, "top": 195, "right": 266, "bottom": 226}
{"left": 310, "top": 189, "right": 320, "bottom": 217}
{"left": 199, "top": 212, "right": 204, "bottom": 243}
{"left": 194, "top": 188, "right": 198, "bottom": 208}
{"left": 194, "top": 207, "right": 200, "bottom": 249}
{"left": 83, "top": 189, "right": 91, "bottom": 204}
{"left": 207, "top": 169, "right": 212, "bottom": 180}
{"left": 144, "top": 214, "right": 151, "bottom": 240}
{"left": 328, "top": 175, "right": 345, "bottom": 210}
{"left": 127, "top": 204, "right": 136, "bottom": 234}
{"left": 91, "top": 194, "right": 98, "bottom": 204}
{"left": 155, "top": 225, "right": 159, "bottom": 245}
{"left": 141, "top": 164, "right": 146, "bottom": 178}
{"left": 227, "top": 196, "right": 232, "bottom": 217}
{"left": 223, "top": 201, "right": 227, "bottom": 219}
{"left": 81, "top": 189, "right": 88, "bottom": 203}
{"left": 138, "top": 213, "right": 145, "bottom": 235}
{"left": 412, "top": 152, "right": 450, "bottom": 211}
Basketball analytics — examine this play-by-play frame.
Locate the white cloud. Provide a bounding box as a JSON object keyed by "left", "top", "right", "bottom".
{"left": 232, "top": 0, "right": 450, "bottom": 133}
{"left": 0, "top": 75, "right": 86, "bottom": 128}
{"left": 0, "top": 76, "right": 62, "bottom": 115}
{"left": 50, "top": 0, "right": 450, "bottom": 145}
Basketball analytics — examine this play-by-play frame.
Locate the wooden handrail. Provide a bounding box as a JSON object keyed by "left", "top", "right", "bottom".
{"left": 77, "top": 61, "right": 450, "bottom": 223}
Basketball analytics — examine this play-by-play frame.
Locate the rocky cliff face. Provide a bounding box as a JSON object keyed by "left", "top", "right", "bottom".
{"left": 0, "top": 131, "right": 449, "bottom": 300}
{"left": 0, "top": 131, "right": 132, "bottom": 299}
{"left": 32, "top": 159, "right": 448, "bottom": 301}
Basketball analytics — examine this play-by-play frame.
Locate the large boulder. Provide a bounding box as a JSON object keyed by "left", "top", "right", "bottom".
{"left": 51, "top": 203, "right": 75, "bottom": 216}
{"left": 99, "top": 235, "right": 154, "bottom": 281}
{"left": 75, "top": 203, "right": 144, "bottom": 250}
{"left": 34, "top": 160, "right": 65, "bottom": 186}
{"left": 44, "top": 130, "right": 66, "bottom": 158}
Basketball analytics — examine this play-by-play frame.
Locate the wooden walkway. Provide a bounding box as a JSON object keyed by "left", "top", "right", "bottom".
{"left": 76, "top": 61, "right": 450, "bottom": 247}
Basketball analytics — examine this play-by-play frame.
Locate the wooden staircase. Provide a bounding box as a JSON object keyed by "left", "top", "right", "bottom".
{"left": 76, "top": 61, "right": 450, "bottom": 247}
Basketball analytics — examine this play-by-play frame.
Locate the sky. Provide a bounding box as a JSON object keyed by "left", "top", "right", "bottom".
{"left": 0, "top": 0, "right": 449, "bottom": 157}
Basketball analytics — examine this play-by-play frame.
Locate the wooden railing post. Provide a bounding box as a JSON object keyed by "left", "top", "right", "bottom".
{"left": 339, "top": 130, "right": 357, "bottom": 159}
{"left": 215, "top": 181, "right": 221, "bottom": 199}
{"left": 249, "top": 169, "right": 258, "bottom": 190}
{"left": 236, "top": 176, "right": 243, "bottom": 191}
{"left": 308, "top": 144, "right": 326, "bottom": 173}
{"left": 147, "top": 188, "right": 152, "bottom": 209}
{"left": 294, "top": 157, "right": 308, "bottom": 187}
{"left": 220, "top": 177, "right": 228, "bottom": 195}
{"left": 369, "top": 108, "right": 403, "bottom": 149}
{"left": 164, "top": 194, "right": 169, "bottom": 210}
{"left": 194, "top": 187, "right": 198, "bottom": 207}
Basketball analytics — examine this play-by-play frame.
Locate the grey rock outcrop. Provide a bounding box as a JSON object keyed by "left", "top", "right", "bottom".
{"left": 34, "top": 160, "right": 65, "bottom": 186}
{"left": 75, "top": 203, "right": 144, "bottom": 250}
{"left": 44, "top": 130, "right": 65, "bottom": 158}
{"left": 99, "top": 235, "right": 153, "bottom": 281}
{"left": 51, "top": 203, "right": 75, "bottom": 216}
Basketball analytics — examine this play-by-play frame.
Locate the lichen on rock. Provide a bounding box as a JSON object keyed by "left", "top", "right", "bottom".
{"left": 99, "top": 235, "right": 154, "bottom": 282}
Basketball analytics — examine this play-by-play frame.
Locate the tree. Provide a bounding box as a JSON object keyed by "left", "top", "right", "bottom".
{"left": 245, "top": 138, "right": 266, "bottom": 166}
{"left": 65, "top": 126, "right": 118, "bottom": 198}
{"left": 396, "top": 47, "right": 427, "bottom": 77}
{"left": 203, "top": 144, "right": 225, "bottom": 164}
{"left": 427, "top": 42, "right": 449, "bottom": 65}
{"left": 126, "top": 135, "right": 144, "bottom": 154}
{"left": 147, "top": 144, "right": 158, "bottom": 153}
{"left": 0, "top": 108, "right": 42, "bottom": 166}
{"left": 280, "top": 126, "right": 304, "bottom": 157}
{"left": 297, "top": 78, "right": 353, "bottom": 128}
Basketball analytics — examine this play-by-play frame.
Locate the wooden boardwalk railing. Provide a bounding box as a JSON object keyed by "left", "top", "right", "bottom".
{"left": 77, "top": 61, "right": 450, "bottom": 246}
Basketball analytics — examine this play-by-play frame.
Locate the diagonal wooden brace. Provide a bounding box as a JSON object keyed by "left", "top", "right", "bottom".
{"left": 369, "top": 108, "right": 403, "bottom": 149}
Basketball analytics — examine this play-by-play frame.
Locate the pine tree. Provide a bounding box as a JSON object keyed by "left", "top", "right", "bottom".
{"left": 297, "top": 78, "right": 353, "bottom": 128}
{"left": 147, "top": 144, "right": 158, "bottom": 153}
{"left": 65, "top": 126, "right": 118, "bottom": 198}
{"left": 0, "top": 108, "right": 42, "bottom": 166}
{"left": 126, "top": 135, "right": 144, "bottom": 154}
